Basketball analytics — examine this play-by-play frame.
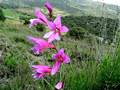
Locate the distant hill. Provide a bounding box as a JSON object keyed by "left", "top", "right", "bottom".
{"left": 0, "top": 0, "right": 120, "bottom": 18}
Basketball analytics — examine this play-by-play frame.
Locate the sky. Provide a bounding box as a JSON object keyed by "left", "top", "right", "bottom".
{"left": 93, "top": 0, "right": 120, "bottom": 6}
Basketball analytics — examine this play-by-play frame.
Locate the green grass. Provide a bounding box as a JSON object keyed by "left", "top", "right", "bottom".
{"left": 0, "top": 14, "right": 120, "bottom": 90}
{"left": 3, "top": 9, "right": 22, "bottom": 20}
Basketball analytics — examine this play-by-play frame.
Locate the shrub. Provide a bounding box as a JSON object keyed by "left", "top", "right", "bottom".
{"left": 62, "top": 16, "right": 119, "bottom": 42}
{"left": 35, "top": 24, "right": 45, "bottom": 32}
{"left": 19, "top": 15, "right": 33, "bottom": 25}
{"left": 69, "top": 27, "right": 88, "bottom": 39}
{"left": 0, "top": 8, "right": 6, "bottom": 22}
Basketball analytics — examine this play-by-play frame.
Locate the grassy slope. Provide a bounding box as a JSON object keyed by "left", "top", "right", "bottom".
{"left": 0, "top": 8, "right": 120, "bottom": 90}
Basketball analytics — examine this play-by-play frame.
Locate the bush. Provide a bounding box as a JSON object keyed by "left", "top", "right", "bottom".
{"left": 62, "top": 16, "right": 119, "bottom": 42}
{"left": 36, "top": 24, "right": 45, "bottom": 32}
{"left": 0, "top": 8, "right": 6, "bottom": 22}
{"left": 69, "top": 27, "right": 88, "bottom": 39}
{"left": 19, "top": 15, "right": 33, "bottom": 25}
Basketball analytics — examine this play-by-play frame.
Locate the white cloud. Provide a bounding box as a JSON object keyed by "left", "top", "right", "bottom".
{"left": 93, "top": 0, "right": 120, "bottom": 6}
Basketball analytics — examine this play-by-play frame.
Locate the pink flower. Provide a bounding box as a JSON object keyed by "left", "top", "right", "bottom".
{"left": 27, "top": 36, "right": 56, "bottom": 54}
{"left": 43, "top": 15, "right": 69, "bottom": 42}
{"left": 29, "top": 8, "right": 48, "bottom": 27}
{"left": 29, "top": 19, "right": 45, "bottom": 28}
{"left": 32, "top": 65, "right": 51, "bottom": 79}
{"left": 44, "top": 1, "right": 53, "bottom": 14}
{"left": 55, "top": 81, "right": 64, "bottom": 90}
{"left": 51, "top": 48, "right": 70, "bottom": 75}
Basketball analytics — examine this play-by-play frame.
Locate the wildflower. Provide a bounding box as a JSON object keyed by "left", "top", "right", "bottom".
{"left": 51, "top": 48, "right": 70, "bottom": 75}
{"left": 27, "top": 36, "right": 56, "bottom": 54}
{"left": 29, "top": 8, "right": 48, "bottom": 27}
{"left": 32, "top": 65, "right": 51, "bottom": 79}
{"left": 43, "top": 15, "right": 69, "bottom": 42}
{"left": 29, "top": 18, "right": 45, "bottom": 28}
{"left": 44, "top": 1, "right": 53, "bottom": 15}
{"left": 55, "top": 81, "right": 64, "bottom": 90}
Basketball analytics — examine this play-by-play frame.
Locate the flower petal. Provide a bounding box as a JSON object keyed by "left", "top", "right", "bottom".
{"left": 29, "top": 18, "right": 44, "bottom": 28}
{"left": 54, "top": 15, "right": 62, "bottom": 29}
{"left": 31, "top": 44, "right": 42, "bottom": 54}
{"left": 27, "top": 36, "right": 47, "bottom": 45}
{"left": 58, "top": 48, "right": 64, "bottom": 55}
{"left": 61, "top": 26, "right": 69, "bottom": 32}
{"left": 48, "top": 21, "right": 56, "bottom": 30}
{"left": 43, "top": 31, "right": 54, "bottom": 39}
{"left": 52, "top": 54, "right": 57, "bottom": 60}
{"left": 34, "top": 8, "right": 48, "bottom": 24}
{"left": 32, "top": 65, "right": 50, "bottom": 69}
{"left": 55, "top": 33, "right": 61, "bottom": 41}
{"left": 48, "top": 33, "right": 56, "bottom": 43}
{"left": 32, "top": 73, "right": 45, "bottom": 79}
{"left": 63, "top": 55, "right": 70, "bottom": 64}
{"left": 51, "top": 61, "right": 61, "bottom": 75}
{"left": 44, "top": 1, "right": 53, "bottom": 13}
{"left": 55, "top": 81, "right": 64, "bottom": 90}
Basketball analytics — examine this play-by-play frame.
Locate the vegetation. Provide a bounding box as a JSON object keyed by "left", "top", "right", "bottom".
{"left": 0, "top": 8, "right": 6, "bottom": 22}
{"left": 0, "top": 0, "right": 120, "bottom": 90}
{"left": 62, "top": 16, "right": 119, "bottom": 42}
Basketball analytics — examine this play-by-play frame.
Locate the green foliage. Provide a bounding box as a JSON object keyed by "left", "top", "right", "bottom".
{"left": 36, "top": 24, "right": 45, "bottom": 32}
{"left": 63, "top": 61, "right": 101, "bottom": 90}
{"left": 99, "top": 47, "right": 120, "bottom": 90}
{"left": 0, "top": 8, "right": 6, "bottom": 22}
{"left": 62, "top": 16, "right": 119, "bottom": 42}
{"left": 19, "top": 15, "right": 33, "bottom": 25}
{"left": 0, "top": 2, "right": 18, "bottom": 9}
{"left": 0, "top": 3, "right": 10, "bottom": 9}
{"left": 69, "top": 27, "right": 88, "bottom": 39}
{"left": 1, "top": 12, "right": 120, "bottom": 90}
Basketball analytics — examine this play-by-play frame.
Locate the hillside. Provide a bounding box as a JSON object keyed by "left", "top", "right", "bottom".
{"left": 1, "top": 0, "right": 120, "bottom": 18}
{"left": 1, "top": 1, "right": 120, "bottom": 90}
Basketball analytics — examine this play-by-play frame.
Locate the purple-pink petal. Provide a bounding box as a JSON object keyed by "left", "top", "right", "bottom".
{"left": 34, "top": 8, "right": 48, "bottom": 25}
{"left": 58, "top": 48, "right": 64, "bottom": 55}
{"left": 32, "top": 73, "right": 45, "bottom": 79}
{"left": 54, "top": 15, "right": 62, "bottom": 29}
{"left": 29, "top": 18, "right": 44, "bottom": 28}
{"left": 52, "top": 54, "right": 58, "bottom": 60}
{"left": 54, "top": 33, "right": 61, "bottom": 41}
{"left": 44, "top": 1, "right": 53, "bottom": 13}
{"left": 48, "top": 32, "right": 56, "bottom": 43}
{"left": 43, "top": 31, "right": 54, "bottom": 39}
{"left": 36, "top": 67, "right": 51, "bottom": 73}
{"left": 48, "top": 21, "right": 56, "bottom": 30}
{"left": 32, "top": 65, "right": 50, "bottom": 69}
{"left": 27, "top": 36, "right": 45, "bottom": 45}
{"left": 63, "top": 54, "right": 70, "bottom": 64}
{"left": 55, "top": 81, "right": 64, "bottom": 90}
{"left": 61, "top": 26, "right": 69, "bottom": 33}
{"left": 51, "top": 61, "right": 61, "bottom": 75}
{"left": 31, "top": 44, "right": 42, "bottom": 54}
{"left": 32, "top": 65, "right": 51, "bottom": 79}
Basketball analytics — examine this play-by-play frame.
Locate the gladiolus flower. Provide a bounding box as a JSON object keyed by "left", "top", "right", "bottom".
{"left": 32, "top": 65, "right": 51, "bottom": 79}
{"left": 44, "top": 1, "right": 53, "bottom": 15}
{"left": 51, "top": 48, "right": 70, "bottom": 75}
{"left": 27, "top": 36, "right": 56, "bottom": 54}
{"left": 55, "top": 81, "right": 64, "bottom": 90}
{"left": 29, "top": 19, "right": 45, "bottom": 28}
{"left": 29, "top": 8, "right": 48, "bottom": 27}
{"left": 43, "top": 15, "right": 69, "bottom": 42}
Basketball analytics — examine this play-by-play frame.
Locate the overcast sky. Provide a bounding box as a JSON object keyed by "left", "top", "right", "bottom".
{"left": 93, "top": 0, "right": 120, "bottom": 6}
